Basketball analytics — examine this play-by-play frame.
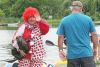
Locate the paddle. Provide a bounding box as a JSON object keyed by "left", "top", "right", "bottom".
{"left": 45, "top": 40, "right": 66, "bottom": 49}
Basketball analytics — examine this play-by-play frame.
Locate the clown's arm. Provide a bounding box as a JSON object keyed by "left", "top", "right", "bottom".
{"left": 12, "top": 24, "right": 25, "bottom": 50}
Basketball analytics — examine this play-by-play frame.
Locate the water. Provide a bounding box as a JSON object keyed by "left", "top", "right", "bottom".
{"left": 0, "top": 26, "right": 100, "bottom": 66}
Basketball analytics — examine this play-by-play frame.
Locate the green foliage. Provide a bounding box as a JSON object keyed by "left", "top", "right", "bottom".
{"left": 96, "top": 61, "right": 100, "bottom": 65}
{"left": 10, "top": 0, "right": 24, "bottom": 17}
{"left": 0, "top": 0, "right": 15, "bottom": 16}
{"left": 0, "top": 9, "right": 5, "bottom": 17}
{"left": 10, "top": 0, "right": 39, "bottom": 17}
{"left": 0, "top": 0, "right": 100, "bottom": 21}
{"left": 81, "top": 0, "right": 100, "bottom": 21}
{"left": 47, "top": 19, "right": 61, "bottom": 27}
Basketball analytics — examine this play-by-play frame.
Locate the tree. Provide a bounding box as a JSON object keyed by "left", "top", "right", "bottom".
{"left": 0, "top": 9, "right": 5, "bottom": 17}
{"left": 0, "top": 0, "right": 100, "bottom": 20}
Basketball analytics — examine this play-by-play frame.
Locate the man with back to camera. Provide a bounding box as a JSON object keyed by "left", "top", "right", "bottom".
{"left": 57, "top": 1, "right": 99, "bottom": 67}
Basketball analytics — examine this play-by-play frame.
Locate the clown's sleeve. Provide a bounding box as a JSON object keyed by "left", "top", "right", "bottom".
{"left": 12, "top": 24, "right": 25, "bottom": 49}
{"left": 38, "top": 19, "right": 50, "bottom": 35}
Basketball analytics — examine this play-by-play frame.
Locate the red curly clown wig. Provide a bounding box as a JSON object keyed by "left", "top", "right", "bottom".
{"left": 22, "top": 7, "right": 40, "bottom": 22}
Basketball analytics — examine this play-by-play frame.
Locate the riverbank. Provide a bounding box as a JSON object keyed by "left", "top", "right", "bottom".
{"left": 0, "top": 17, "right": 100, "bottom": 27}
{"left": 0, "top": 21, "right": 100, "bottom": 28}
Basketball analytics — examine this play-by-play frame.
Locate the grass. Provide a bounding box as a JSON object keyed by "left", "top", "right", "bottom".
{"left": 47, "top": 19, "right": 60, "bottom": 27}
{"left": 0, "top": 17, "right": 22, "bottom": 23}
{"left": 47, "top": 19, "right": 100, "bottom": 27}
{"left": 96, "top": 61, "right": 100, "bottom": 65}
{"left": 0, "top": 26, "right": 17, "bottom": 30}
{"left": 96, "top": 61, "right": 100, "bottom": 67}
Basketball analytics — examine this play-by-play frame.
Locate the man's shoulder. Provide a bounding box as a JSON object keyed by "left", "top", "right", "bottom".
{"left": 62, "top": 15, "right": 72, "bottom": 20}
{"left": 81, "top": 14, "right": 91, "bottom": 19}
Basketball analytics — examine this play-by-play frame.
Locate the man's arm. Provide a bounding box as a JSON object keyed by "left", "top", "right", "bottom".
{"left": 91, "top": 32, "right": 99, "bottom": 49}
{"left": 58, "top": 35, "right": 64, "bottom": 51}
{"left": 91, "top": 32, "right": 99, "bottom": 57}
{"left": 58, "top": 35, "right": 66, "bottom": 60}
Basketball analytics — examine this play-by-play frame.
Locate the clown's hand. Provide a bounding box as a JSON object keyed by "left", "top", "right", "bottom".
{"left": 19, "top": 49, "right": 26, "bottom": 57}
{"left": 35, "top": 16, "right": 41, "bottom": 22}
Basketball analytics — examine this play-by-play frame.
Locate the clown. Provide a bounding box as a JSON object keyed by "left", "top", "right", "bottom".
{"left": 12, "top": 7, "right": 49, "bottom": 67}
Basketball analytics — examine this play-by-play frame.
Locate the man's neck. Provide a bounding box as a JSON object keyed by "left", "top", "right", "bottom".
{"left": 72, "top": 10, "right": 82, "bottom": 13}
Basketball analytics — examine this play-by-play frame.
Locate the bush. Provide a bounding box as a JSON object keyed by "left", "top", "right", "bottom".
{"left": 47, "top": 19, "right": 61, "bottom": 27}
{"left": 0, "top": 9, "right": 5, "bottom": 17}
